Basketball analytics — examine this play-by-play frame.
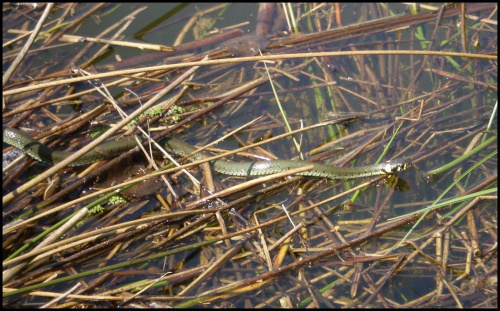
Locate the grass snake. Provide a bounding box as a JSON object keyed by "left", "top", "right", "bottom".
{"left": 3, "top": 127, "right": 411, "bottom": 179}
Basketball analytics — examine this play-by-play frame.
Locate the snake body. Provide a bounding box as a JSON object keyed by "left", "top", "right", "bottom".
{"left": 3, "top": 127, "right": 411, "bottom": 179}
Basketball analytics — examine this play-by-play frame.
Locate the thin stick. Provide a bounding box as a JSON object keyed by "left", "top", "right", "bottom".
{"left": 3, "top": 3, "right": 54, "bottom": 86}
{"left": 4, "top": 50, "right": 495, "bottom": 96}
{"left": 9, "top": 29, "right": 174, "bottom": 51}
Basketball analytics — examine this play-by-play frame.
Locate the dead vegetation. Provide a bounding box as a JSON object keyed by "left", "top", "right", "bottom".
{"left": 3, "top": 3, "right": 497, "bottom": 308}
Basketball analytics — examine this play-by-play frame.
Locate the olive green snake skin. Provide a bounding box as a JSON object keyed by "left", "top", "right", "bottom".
{"left": 3, "top": 127, "right": 411, "bottom": 179}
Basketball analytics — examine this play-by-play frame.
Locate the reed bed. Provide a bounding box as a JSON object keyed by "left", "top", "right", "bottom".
{"left": 3, "top": 3, "right": 497, "bottom": 308}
